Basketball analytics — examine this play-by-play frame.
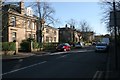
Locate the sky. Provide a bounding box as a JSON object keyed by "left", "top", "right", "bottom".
{"left": 50, "top": 2, "right": 108, "bottom": 35}
{"left": 23, "top": 1, "right": 109, "bottom": 35}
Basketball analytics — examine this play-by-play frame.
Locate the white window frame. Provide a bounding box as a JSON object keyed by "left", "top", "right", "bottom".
{"left": 11, "top": 16, "right": 16, "bottom": 27}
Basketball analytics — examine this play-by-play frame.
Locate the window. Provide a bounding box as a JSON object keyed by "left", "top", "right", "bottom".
{"left": 12, "top": 32, "right": 16, "bottom": 41}
{"left": 11, "top": 17, "right": 16, "bottom": 27}
{"left": 46, "top": 36, "right": 49, "bottom": 42}
{"left": 54, "top": 37, "right": 56, "bottom": 42}
{"left": 54, "top": 31, "right": 56, "bottom": 35}
{"left": 46, "top": 29, "right": 49, "bottom": 33}
{"left": 29, "top": 34, "right": 31, "bottom": 38}
{"left": 33, "top": 34, "right": 35, "bottom": 39}
{"left": 28, "top": 20, "right": 31, "bottom": 28}
{"left": 50, "top": 37, "right": 53, "bottom": 42}
{"left": 32, "top": 22, "right": 35, "bottom": 30}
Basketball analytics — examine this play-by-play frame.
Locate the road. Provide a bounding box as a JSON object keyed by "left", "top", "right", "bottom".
{"left": 2, "top": 46, "right": 108, "bottom": 79}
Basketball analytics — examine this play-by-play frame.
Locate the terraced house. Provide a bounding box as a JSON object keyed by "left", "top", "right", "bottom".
{"left": 2, "top": 2, "right": 37, "bottom": 47}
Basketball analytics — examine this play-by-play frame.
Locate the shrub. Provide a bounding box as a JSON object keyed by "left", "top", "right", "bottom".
{"left": 20, "top": 38, "right": 40, "bottom": 51}
{"left": 2, "top": 42, "right": 16, "bottom": 51}
{"left": 20, "top": 40, "right": 31, "bottom": 52}
{"left": 33, "top": 42, "right": 40, "bottom": 49}
{"left": 43, "top": 43, "right": 58, "bottom": 50}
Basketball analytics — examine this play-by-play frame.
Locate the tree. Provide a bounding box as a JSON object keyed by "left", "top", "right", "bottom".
{"left": 31, "top": 1, "right": 57, "bottom": 26}
{"left": 66, "top": 18, "right": 77, "bottom": 29}
{"left": 78, "top": 20, "right": 93, "bottom": 42}
{"left": 78, "top": 20, "right": 91, "bottom": 32}
{"left": 100, "top": 0, "right": 120, "bottom": 35}
{"left": 28, "top": 1, "right": 57, "bottom": 43}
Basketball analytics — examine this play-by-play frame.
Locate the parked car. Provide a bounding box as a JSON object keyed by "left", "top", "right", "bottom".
{"left": 75, "top": 43, "right": 82, "bottom": 48}
{"left": 56, "top": 43, "right": 71, "bottom": 51}
{"left": 75, "top": 42, "right": 84, "bottom": 48}
{"left": 95, "top": 43, "right": 109, "bottom": 52}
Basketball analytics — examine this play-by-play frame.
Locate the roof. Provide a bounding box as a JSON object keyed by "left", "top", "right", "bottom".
{"left": 44, "top": 25, "right": 59, "bottom": 30}
{"left": 2, "top": 4, "right": 21, "bottom": 13}
{"left": 58, "top": 27, "right": 75, "bottom": 31}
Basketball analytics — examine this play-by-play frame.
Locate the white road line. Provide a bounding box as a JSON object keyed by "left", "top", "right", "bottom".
{"left": 49, "top": 52, "right": 67, "bottom": 55}
{"left": 1, "top": 61, "right": 47, "bottom": 76}
{"left": 56, "top": 55, "right": 68, "bottom": 59}
{"left": 98, "top": 71, "right": 103, "bottom": 79}
{"left": 71, "top": 50, "right": 94, "bottom": 53}
{"left": 92, "top": 71, "right": 103, "bottom": 80}
{"left": 92, "top": 71, "right": 100, "bottom": 80}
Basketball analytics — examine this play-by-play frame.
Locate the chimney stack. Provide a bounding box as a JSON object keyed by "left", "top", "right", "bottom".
{"left": 19, "top": 1, "right": 25, "bottom": 15}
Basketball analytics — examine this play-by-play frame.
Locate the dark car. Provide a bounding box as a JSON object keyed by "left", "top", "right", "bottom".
{"left": 56, "top": 43, "right": 71, "bottom": 51}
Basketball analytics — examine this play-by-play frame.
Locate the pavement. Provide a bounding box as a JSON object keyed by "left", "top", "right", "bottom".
{"left": 0, "top": 47, "right": 85, "bottom": 61}
{"left": 104, "top": 42, "right": 120, "bottom": 80}
{"left": 1, "top": 51, "right": 51, "bottom": 61}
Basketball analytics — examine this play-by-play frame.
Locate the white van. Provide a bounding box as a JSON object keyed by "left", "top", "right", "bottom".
{"left": 101, "top": 38, "right": 110, "bottom": 45}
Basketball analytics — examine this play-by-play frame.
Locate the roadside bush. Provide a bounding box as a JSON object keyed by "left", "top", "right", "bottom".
{"left": 33, "top": 42, "right": 40, "bottom": 49}
{"left": 20, "top": 40, "right": 30, "bottom": 52}
{"left": 43, "top": 43, "right": 58, "bottom": 50}
{"left": 20, "top": 38, "right": 40, "bottom": 52}
{"left": 2, "top": 42, "right": 16, "bottom": 51}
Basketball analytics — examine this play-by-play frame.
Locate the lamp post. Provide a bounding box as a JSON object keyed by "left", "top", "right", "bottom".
{"left": 113, "top": 0, "right": 118, "bottom": 70}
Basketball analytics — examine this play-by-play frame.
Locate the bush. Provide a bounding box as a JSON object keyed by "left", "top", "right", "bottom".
{"left": 20, "top": 40, "right": 31, "bottom": 52}
{"left": 33, "top": 42, "right": 40, "bottom": 49}
{"left": 2, "top": 42, "right": 16, "bottom": 51}
{"left": 20, "top": 38, "right": 40, "bottom": 51}
{"left": 43, "top": 43, "right": 58, "bottom": 50}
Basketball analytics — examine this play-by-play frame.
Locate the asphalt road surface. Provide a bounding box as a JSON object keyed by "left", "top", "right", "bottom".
{"left": 2, "top": 46, "right": 108, "bottom": 79}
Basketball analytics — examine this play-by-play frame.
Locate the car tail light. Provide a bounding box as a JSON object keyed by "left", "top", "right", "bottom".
{"left": 63, "top": 46, "right": 65, "bottom": 48}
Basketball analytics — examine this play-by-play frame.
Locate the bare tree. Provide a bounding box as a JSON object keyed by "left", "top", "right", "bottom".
{"left": 30, "top": 1, "right": 57, "bottom": 26}
{"left": 26, "top": 1, "right": 58, "bottom": 43}
{"left": 100, "top": 0, "right": 120, "bottom": 34}
{"left": 78, "top": 20, "right": 91, "bottom": 32}
{"left": 66, "top": 18, "right": 77, "bottom": 29}
{"left": 77, "top": 20, "right": 93, "bottom": 42}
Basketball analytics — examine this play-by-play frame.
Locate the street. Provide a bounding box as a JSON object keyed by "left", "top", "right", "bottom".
{"left": 2, "top": 46, "right": 108, "bottom": 79}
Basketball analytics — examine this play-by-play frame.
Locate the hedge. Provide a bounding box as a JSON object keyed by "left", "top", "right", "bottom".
{"left": 20, "top": 40, "right": 31, "bottom": 52}
{"left": 20, "top": 38, "right": 40, "bottom": 51}
{"left": 1, "top": 42, "right": 16, "bottom": 51}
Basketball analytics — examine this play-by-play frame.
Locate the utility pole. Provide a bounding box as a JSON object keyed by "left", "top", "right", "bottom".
{"left": 113, "top": 0, "right": 118, "bottom": 71}
{"left": 37, "top": 0, "right": 42, "bottom": 43}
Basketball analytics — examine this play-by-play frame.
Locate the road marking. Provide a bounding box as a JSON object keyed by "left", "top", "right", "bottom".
{"left": 1, "top": 61, "right": 47, "bottom": 76}
{"left": 92, "top": 71, "right": 103, "bottom": 80}
{"left": 56, "top": 54, "right": 68, "bottom": 59}
{"left": 98, "top": 71, "right": 103, "bottom": 79}
{"left": 92, "top": 71, "right": 100, "bottom": 80}
{"left": 49, "top": 52, "right": 67, "bottom": 56}
{"left": 18, "top": 59, "right": 23, "bottom": 62}
{"left": 71, "top": 50, "right": 94, "bottom": 53}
